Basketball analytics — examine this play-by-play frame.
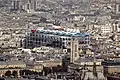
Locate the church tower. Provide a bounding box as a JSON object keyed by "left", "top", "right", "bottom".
{"left": 70, "top": 38, "right": 79, "bottom": 63}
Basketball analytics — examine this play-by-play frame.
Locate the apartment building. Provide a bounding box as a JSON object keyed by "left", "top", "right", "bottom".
{"left": 101, "top": 23, "right": 112, "bottom": 34}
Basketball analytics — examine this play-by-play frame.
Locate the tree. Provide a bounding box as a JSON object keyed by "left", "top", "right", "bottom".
{"left": 5, "top": 71, "right": 11, "bottom": 77}
{"left": 12, "top": 71, "right": 18, "bottom": 77}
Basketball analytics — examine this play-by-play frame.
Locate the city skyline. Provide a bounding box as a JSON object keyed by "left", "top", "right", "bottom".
{"left": 0, "top": 0, "right": 120, "bottom": 80}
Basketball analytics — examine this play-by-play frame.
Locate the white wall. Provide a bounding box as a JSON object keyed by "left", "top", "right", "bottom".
{"left": 101, "top": 24, "right": 112, "bottom": 34}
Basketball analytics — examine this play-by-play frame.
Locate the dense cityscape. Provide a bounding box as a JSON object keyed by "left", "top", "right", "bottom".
{"left": 0, "top": 0, "right": 120, "bottom": 80}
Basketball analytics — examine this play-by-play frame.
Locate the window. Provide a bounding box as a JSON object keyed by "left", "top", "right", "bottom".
{"left": 67, "top": 48, "right": 71, "bottom": 53}
{"left": 27, "top": 4, "right": 30, "bottom": 9}
{"left": 42, "top": 35, "right": 44, "bottom": 38}
{"left": 36, "top": 38, "right": 39, "bottom": 41}
{"left": 68, "top": 38, "right": 71, "bottom": 40}
{"left": 75, "top": 53, "right": 77, "bottom": 57}
{"left": 39, "top": 41, "right": 41, "bottom": 45}
{"left": 32, "top": 38, "right": 35, "bottom": 40}
{"left": 119, "top": 5, "right": 120, "bottom": 12}
{"left": 75, "top": 45, "right": 77, "bottom": 52}
{"left": 68, "top": 42, "right": 71, "bottom": 46}
{"left": 39, "top": 38, "right": 41, "bottom": 41}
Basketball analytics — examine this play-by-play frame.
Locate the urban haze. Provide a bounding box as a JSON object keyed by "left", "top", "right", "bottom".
{"left": 0, "top": 0, "right": 120, "bottom": 80}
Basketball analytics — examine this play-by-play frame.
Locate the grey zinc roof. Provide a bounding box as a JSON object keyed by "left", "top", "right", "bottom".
{"left": 0, "top": 60, "right": 25, "bottom": 65}
{"left": 7, "top": 60, "right": 25, "bottom": 65}
{"left": 0, "top": 61, "right": 7, "bottom": 65}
